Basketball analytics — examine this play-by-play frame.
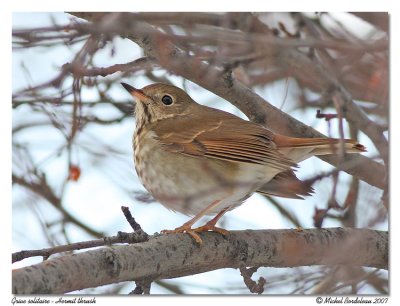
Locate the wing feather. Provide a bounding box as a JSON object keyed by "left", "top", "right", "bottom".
{"left": 151, "top": 106, "right": 296, "bottom": 171}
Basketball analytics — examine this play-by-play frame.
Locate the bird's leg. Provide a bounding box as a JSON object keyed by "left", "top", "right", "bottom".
{"left": 161, "top": 200, "right": 227, "bottom": 244}
{"left": 192, "top": 207, "right": 230, "bottom": 236}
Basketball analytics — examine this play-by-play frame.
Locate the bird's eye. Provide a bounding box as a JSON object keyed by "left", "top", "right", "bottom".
{"left": 161, "top": 95, "right": 173, "bottom": 105}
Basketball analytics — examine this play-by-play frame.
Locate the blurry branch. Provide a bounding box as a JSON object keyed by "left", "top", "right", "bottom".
{"left": 67, "top": 12, "right": 387, "bottom": 191}
{"left": 311, "top": 266, "right": 386, "bottom": 294}
{"left": 16, "top": 15, "right": 386, "bottom": 53}
{"left": 351, "top": 12, "right": 388, "bottom": 33}
{"left": 324, "top": 268, "right": 382, "bottom": 294}
{"left": 12, "top": 173, "right": 103, "bottom": 238}
{"left": 154, "top": 280, "right": 185, "bottom": 294}
{"left": 12, "top": 228, "right": 388, "bottom": 294}
{"left": 342, "top": 178, "right": 359, "bottom": 226}
{"left": 312, "top": 176, "right": 360, "bottom": 228}
{"left": 12, "top": 89, "right": 72, "bottom": 108}
{"left": 271, "top": 45, "right": 388, "bottom": 167}
{"left": 264, "top": 196, "right": 302, "bottom": 228}
{"left": 13, "top": 98, "right": 130, "bottom": 108}
{"left": 12, "top": 121, "right": 52, "bottom": 134}
{"left": 61, "top": 56, "right": 155, "bottom": 77}
{"left": 17, "top": 12, "right": 385, "bottom": 104}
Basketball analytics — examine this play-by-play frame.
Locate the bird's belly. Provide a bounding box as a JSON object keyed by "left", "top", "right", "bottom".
{"left": 134, "top": 132, "right": 280, "bottom": 216}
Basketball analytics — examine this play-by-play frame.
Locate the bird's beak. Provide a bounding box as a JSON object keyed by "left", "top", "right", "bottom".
{"left": 121, "top": 82, "right": 152, "bottom": 104}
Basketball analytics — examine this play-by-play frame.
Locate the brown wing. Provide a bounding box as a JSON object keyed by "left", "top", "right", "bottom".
{"left": 151, "top": 106, "right": 296, "bottom": 171}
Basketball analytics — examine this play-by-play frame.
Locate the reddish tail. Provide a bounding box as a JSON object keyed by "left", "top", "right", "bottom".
{"left": 273, "top": 134, "right": 366, "bottom": 155}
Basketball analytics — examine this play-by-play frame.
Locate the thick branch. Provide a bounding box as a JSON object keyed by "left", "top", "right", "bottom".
{"left": 12, "top": 228, "right": 388, "bottom": 294}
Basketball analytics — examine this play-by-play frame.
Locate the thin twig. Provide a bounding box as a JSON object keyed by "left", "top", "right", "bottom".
{"left": 121, "top": 206, "right": 144, "bottom": 232}
{"left": 12, "top": 229, "right": 149, "bottom": 263}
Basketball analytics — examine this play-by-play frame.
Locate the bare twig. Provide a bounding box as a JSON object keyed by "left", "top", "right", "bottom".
{"left": 12, "top": 229, "right": 150, "bottom": 264}
{"left": 316, "top": 109, "right": 338, "bottom": 121}
{"left": 121, "top": 206, "right": 144, "bottom": 232}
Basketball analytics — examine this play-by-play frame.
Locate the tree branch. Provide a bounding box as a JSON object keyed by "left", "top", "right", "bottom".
{"left": 12, "top": 228, "right": 388, "bottom": 294}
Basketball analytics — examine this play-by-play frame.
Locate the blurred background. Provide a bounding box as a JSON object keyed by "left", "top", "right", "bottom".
{"left": 12, "top": 12, "right": 388, "bottom": 294}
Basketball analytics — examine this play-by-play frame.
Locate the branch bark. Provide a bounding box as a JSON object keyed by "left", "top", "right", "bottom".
{"left": 12, "top": 228, "right": 388, "bottom": 294}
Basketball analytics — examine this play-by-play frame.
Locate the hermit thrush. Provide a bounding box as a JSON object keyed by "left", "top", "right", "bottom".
{"left": 121, "top": 82, "right": 366, "bottom": 243}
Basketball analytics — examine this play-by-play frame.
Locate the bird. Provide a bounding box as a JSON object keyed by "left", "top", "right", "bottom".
{"left": 121, "top": 82, "right": 366, "bottom": 243}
